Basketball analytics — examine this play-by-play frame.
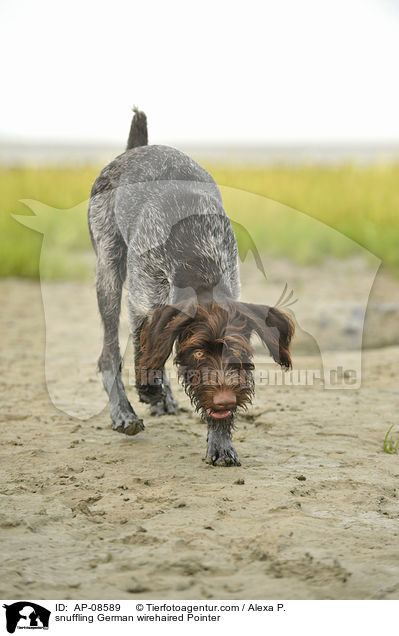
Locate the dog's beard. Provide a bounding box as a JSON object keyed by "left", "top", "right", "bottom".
{"left": 178, "top": 366, "right": 254, "bottom": 422}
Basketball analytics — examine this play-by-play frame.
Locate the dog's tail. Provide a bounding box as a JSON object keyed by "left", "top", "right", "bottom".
{"left": 126, "top": 106, "right": 148, "bottom": 150}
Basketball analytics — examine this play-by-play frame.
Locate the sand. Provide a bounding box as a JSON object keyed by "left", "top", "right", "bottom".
{"left": 1, "top": 259, "right": 399, "bottom": 600}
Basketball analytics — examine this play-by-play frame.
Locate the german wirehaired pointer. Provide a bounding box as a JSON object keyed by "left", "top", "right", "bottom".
{"left": 88, "top": 109, "right": 294, "bottom": 466}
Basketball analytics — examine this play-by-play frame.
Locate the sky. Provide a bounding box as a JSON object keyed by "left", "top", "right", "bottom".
{"left": 1, "top": 0, "right": 399, "bottom": 145}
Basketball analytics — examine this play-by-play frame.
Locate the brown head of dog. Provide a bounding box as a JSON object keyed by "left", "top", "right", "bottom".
{"left": 137, "top": 300, "right": 294, "bottom": 423}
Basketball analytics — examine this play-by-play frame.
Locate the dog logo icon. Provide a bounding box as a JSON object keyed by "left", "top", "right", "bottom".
{"left": 2, "top": 602, "right": 51, "bottom": 633}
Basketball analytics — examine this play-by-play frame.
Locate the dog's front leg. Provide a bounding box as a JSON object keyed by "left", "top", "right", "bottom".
{"left": 100, "top": 356, "right": 144, "bottom": 436}
{"left": 205, "top": 420, "right": 241, "bottom": 466}
{"left": 95, "top": 244, "right": 144, "bottom": 436}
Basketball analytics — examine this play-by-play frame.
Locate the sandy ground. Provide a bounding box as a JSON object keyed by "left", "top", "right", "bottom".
{"left": 1, "top": 259, "right": 399, "bottom": 600}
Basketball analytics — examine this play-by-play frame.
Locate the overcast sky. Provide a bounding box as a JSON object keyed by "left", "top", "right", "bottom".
{"left": 1, "top": 0, "right": 398, "bottom": 145}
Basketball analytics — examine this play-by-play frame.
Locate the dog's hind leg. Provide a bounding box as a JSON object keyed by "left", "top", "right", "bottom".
{"left": 95, "top": 237, "right": 144, "bottom": 436}
{"left": 144, "top": 370, "right": 179, "bottom": 416}
{"left": 133, "top": 323, "right": 179, "bottom": 416}
{"left": 156, "top": 372, "right": 179, "bottom": 416}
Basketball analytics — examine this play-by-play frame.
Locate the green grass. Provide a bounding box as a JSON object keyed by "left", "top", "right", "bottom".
{"left": 0, "top": 165, "right": 97, "bottom": 279}
{"left": 383, "top": 424, "right": 399, "bottom": 454}
{"left": 211, "top": 162, "right": 399, "bottom": 269}
{"left": 1, "top": 162, "right": 398, "bottom": 279}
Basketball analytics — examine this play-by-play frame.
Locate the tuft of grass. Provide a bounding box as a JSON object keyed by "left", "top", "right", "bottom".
{"left": 1, "top": 161, "right": 399, "bottom": 279}
{"left": 383, "top": 424, "right": 399, "bottom": 454}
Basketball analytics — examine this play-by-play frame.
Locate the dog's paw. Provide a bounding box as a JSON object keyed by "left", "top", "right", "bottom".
{"left": 205, "top": 446, "right": 241, "bottom": 467}
{"left": 111, "top": 411, "right": 145, "bottom": 436}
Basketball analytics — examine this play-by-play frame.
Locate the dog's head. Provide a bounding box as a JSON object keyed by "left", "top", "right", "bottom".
{"left": 137, "top": 301, "right": 294, "bottom": 422}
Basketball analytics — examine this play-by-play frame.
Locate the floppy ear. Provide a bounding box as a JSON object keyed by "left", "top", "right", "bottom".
{"left": 237, "top": 302, "right": 295, "bottom": 369}
{"left": 138, "top": 304, "right": 194, "bottom": 379}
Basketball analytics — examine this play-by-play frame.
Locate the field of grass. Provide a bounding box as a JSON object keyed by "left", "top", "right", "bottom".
{"left": 1, "top": 161, "right": 398, "bottom": 279}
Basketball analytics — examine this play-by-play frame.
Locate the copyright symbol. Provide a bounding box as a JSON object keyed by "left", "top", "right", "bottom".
{"left": 136, "top": 604, "right": 144, "bottom": 611}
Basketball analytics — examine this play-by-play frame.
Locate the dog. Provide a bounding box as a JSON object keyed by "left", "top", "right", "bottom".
{"left": 88, "top": 108, "right": 294, "bottom": 466}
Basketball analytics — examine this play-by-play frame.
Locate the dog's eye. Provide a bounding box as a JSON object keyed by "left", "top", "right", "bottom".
{"left": 193, "top": 350, "right": 204, "bottom": 359}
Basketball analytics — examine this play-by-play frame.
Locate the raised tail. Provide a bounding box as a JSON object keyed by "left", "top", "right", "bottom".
{"left": 126, "top": 106, "right": 148, "bottom": 150}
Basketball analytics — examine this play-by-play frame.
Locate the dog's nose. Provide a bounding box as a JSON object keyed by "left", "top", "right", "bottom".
{"left": 212, "top": 390, "right": 237, "bottom": 411}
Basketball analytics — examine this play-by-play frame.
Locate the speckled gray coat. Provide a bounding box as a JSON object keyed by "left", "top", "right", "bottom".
{"left": 89, "top": 145, "right": 240, "bottom": 322}
{"left": 88, "top": 142, "right": 240, "bottom": 434}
